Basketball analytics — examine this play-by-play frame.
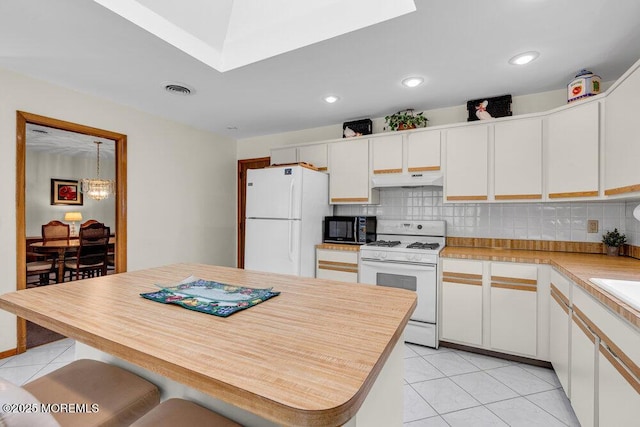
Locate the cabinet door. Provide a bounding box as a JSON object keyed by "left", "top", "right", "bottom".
{"left": 599, "top": 344, "right": 640, "bottom": 426}
{"left": 494, "top": 118, "right": 542, "bottom": 200}
{"left": 298, "top": 143, "right": 328, "bottom": 171}
{"left": 441, "top": 259, "right": 483, "bottom": 346}
{"left": 547, "top": 101, "right": 599, "bottom": 199}
{"left": 371, "top": 134, "right": 403, "bottom": 175}
{"left": 407, "top": 130, "right": 441, "bottom": 172}
{"left": 570, "top": 308, "right": 597, "bottom": 427}
{"left": 270, "top": 146, "right": 297, "bottom": 165}
{"left": 316, "top": 248, "right": 358, "bottom": 283}
{"left": 549, "top": 271, "right": 572, "bottom": 397}
{"left": 445, "top": 125, "right": 489, "bottom": 202}
{"left": 328, "top": 139, "right": 376, "bottom": 204}
{"left": 605, "top": 64, "right": 640, "bottom": 196}
{"left": 489, "top": 263, "right": 538, "bottom": 357}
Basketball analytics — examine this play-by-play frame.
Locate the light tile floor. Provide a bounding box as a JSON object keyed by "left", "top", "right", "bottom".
{"left": 0, "top": 339, "right": 580, "bottom": 426}
{"left": 404, "top": 343, "right": 581, "bottom": 426}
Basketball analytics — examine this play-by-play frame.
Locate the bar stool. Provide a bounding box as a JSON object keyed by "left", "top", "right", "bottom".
{"left": 22, "top": 359, "right": 159, "bottom": 427}
{"left": 131, "top": 398, "right": 241, "bottom": 427}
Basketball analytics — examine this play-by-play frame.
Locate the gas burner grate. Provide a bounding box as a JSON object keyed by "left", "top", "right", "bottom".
{"left": 406, "top": 242, "right": 440, "bottom": 250}
{"left": 367, "top": 240, "right": 402, "bottom": 247}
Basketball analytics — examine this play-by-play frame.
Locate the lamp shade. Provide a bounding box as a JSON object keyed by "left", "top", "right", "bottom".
{"left": 64, "top": 212, "right": 83, "bottom": 222}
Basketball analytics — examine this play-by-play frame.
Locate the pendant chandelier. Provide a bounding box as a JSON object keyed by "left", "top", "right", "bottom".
{"left": 81, "top": 141, "right": 115, "bottom": 201}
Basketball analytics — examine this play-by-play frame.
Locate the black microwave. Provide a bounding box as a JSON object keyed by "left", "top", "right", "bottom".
{"left": 323, "top": 216, "right": 376, "bottom": 245}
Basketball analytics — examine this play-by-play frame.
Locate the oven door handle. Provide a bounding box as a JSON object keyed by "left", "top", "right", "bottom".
{"left": 360, "top": 259, "right": 437, "bottom": 271}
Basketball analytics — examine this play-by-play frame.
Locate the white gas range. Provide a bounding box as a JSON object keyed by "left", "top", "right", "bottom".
{"left": 359, "top": 220, "right": 446, "bottom": 348}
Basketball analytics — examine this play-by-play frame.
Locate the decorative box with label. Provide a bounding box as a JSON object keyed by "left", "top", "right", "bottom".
{"left": 567, "top": 69, "right": 601, "bottom": 103}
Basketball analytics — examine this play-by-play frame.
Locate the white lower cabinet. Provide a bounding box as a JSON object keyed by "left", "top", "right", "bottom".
{"left": 441, "top": 259, "right": 547, "bottom": 360}
{"left": 549, "top": 270, "right": 572, "bottom": 397}
{"left": 555, "top": 272, "right": 640, "bottom": 427}
{"left": 489, "top": 263, "right": 538, "bottom": 357}
{"left": 315, "top": 247, "right": 359, "bottom": 283}
{"left": 441, "top": 259, "right": 483, "bottom": 346}
{"left": 570, "top": 307, "right": 597, "bottom": 427}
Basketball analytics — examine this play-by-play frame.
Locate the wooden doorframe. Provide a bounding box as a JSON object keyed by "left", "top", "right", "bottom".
{"left": 16, "top": 111, "right": 127, "bottom": 353}
{"left": 237, "top": 157, "right": 270, "bottom": 268}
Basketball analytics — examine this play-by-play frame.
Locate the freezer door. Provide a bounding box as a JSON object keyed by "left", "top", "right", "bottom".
{"left": 244, "top": 218, "right": 301, "bottom": 276}
{"left": 246, "top": 167, "right": 303, "bottom": 219}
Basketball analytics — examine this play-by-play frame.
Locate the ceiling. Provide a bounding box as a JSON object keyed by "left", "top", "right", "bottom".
{"left": 2, "top": 0, "right": 640, "bottom": 140}
{"left": 26, "top": 124, "right": 115, "bottom": 158}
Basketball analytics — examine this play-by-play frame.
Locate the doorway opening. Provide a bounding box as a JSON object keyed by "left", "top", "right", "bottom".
{"left": 16, "top": 111, "right": 128, "bottom": 352}
{"left": 237, "top": 157, "right": 270, "bottom": 268}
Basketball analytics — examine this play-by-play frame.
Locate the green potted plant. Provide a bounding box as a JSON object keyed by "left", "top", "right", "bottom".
{"left": 384, "top": 109, "right": 428, "bottom": 131}
{"left": 602, "top": 228, "right": 626, "bottom": 256}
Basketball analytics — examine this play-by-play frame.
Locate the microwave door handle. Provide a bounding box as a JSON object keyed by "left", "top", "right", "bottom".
{"left": 353, "top": 221, "right": 358, "bottom": 242}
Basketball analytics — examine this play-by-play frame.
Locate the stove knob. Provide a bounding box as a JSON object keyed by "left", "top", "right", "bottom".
{"left": 417, "top": 225, "right": 423, "bottom": 230}
{"left": 405, "top": 253, "right": 413, "bottom": 261}
{"left": 380, "top": 252, "right": 387, "bottom": 259}
{"left": 373, "top": 251, "right": 381, "bottom": 259}
{"left": 414, "top": 254, "right": 422, "bottom": 261}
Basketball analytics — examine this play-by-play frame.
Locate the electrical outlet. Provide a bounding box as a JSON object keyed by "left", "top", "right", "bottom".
{"left": 587, "top": 220, "right": 599, "bottom": 233}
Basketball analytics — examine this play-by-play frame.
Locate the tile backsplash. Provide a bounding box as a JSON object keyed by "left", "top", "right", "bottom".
{"left": 335, "top": 187, "right": 640, "bottom": 246}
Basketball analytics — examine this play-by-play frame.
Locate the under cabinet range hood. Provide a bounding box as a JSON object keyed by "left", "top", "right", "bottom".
{"left": 371, "top": 171, "right": 443, "bottom": 188}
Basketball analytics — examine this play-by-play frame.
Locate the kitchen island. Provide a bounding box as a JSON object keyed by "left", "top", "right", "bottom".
{"left": 0, "top": 263, "right": 416, "bottom": 427}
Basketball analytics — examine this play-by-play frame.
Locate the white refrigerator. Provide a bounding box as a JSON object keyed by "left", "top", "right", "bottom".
{"left": 244, "top": 165, "right": 331, "bottom": 277}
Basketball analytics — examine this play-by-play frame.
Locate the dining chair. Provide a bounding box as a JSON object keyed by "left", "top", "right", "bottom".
{"left": 28, "top": 220, "right": 71, "bottom": 285}
{"left": 64, "top": 223, "right": 110, "bottom": 281}
{"left": 26, "top": 255, "right": 56, "bottom": 287}
{"left": 80, "top": 219, "right": 100, "bottom": 229}
{"left": 42, "top": 220, "right": 70, "bottom": 243}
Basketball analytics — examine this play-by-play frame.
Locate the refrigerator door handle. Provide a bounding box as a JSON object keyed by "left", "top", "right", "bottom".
{"left": 288, "top": 179, "right": 295, "bottom": 219}
{"left": 288, "top": 221, "right": 295, "bottom": 262}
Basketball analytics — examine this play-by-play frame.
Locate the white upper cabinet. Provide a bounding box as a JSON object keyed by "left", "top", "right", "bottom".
{"left": 271, "top": 143, "right": 328, "bottom": 171}
{"left": 270, "top": 146, "right": 297, "bottom": 165}
{"left": 604, "top": 60, "right": 640, "bottom": 196}
{"left": 298, "top": 143, "right": 328, "bottom": 171}
{"left": 407, "top": 130, "right": 441, "bottom": 172}
{"left": 444, "top": 124, "right": 489, "bottom": 202}
{"left": 494, "top": 118, "right": 543, "bottom": 201}
{"left": 371, "top": 134, "right": 403, "bottom": 174}
{"left": 546, "top": 100, "right": 600, "bottom": 200}
{"left": 328, "top": 139, "right": 379, "bottom": 204}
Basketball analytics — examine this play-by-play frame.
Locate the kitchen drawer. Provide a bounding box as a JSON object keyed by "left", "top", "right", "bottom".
{"left": 316, "top": 248, "right": 359, "bottom": 283}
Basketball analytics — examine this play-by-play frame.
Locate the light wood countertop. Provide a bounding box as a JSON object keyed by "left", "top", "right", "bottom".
{"left": 0, "top": 263, "right": 416, "bottom": 427}
{"left": 442, "top": 247, "right": 640, "bottom": 329}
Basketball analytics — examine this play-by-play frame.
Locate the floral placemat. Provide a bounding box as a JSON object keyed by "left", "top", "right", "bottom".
{"left": 140, "top": 276, "right": 280, "bottom": 317}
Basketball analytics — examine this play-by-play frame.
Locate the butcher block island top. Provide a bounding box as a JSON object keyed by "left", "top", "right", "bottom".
{"left": 0, "top": 263, "right": 416, "bottom": 427}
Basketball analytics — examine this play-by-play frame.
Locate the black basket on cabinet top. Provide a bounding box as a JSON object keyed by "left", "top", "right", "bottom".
{"left": 342, "top": 119, "right": 372, "bottom": 137}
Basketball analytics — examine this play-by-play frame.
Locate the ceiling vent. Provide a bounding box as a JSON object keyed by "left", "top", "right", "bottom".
{"left": 164, "top": 83, "right": 193, "bottom": 96}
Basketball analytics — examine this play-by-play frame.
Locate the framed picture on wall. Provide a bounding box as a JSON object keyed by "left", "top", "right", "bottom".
{"left": 51, "top": 178, "right": 83, "bottom": 205}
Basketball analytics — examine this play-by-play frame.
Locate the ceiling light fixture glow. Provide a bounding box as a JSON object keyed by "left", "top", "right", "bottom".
{"left": 402, "top": 77, "right": 424, "bottom": 88}
{"left": 324, "top": 95, "right": 339, "bottom": 104}
{"left": 509, "top": 51, "right": 540, "bottom": 65}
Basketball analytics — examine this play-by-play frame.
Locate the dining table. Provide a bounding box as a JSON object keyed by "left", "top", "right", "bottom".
{"left": 29, "top": 237, "right": 116, "bottom": 282}
{"left": 0, "top": 263, "right": 416, "bottom": 426}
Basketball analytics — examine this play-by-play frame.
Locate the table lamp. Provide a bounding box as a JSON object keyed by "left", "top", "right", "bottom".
{"left": 64, "top": 212, "right": 83, "bottom": 237}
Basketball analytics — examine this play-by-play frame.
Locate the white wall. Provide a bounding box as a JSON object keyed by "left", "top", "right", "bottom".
{"left": 236, "top": 87, "right": 575, "bottom": 160}
{"left": 236, "top": 84, "right": 613, "bottom": 160}
{"left": 0, "top": 68, "right": 237, "bottom": 353}
{"left": 26, "top": 150, "right": 116, "bottom": 236}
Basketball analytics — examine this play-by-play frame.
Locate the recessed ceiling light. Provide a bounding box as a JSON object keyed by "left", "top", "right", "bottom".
{"left": 324, "top": 95, "right": 340, "bottom": 104}
{"left": 509, "top": 51, "right": 540, "bottom": 65}
{"left": 402, "top": 77, "right": 424, "bottom": 88}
